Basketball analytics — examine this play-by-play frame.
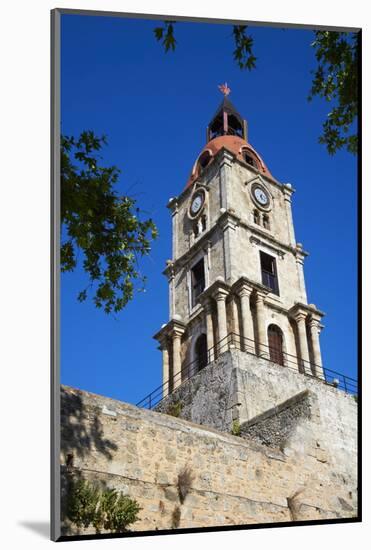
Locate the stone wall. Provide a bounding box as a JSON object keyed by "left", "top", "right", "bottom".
{"left": 155, "top": 349, "right": 357, "bottom": 473}
{"left": 60, "top": 384, "right": 357, "bottom": 536}
{"left": 234, "top": 349, "right": 357, "bottom": 483}
{"left": 155, "top": 351, "right": 238, "bottom": 433}
{"left": 240, "top": 390, "right": 312, "bottom": 448}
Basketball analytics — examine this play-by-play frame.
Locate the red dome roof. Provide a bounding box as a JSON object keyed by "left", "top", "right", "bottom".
{"left": 184, "top": 135, "right": 275, "bottom": 189}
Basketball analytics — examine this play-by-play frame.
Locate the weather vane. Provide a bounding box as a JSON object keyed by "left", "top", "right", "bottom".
{"left": 218, "top": 82, "right": 231, "bottom": 96}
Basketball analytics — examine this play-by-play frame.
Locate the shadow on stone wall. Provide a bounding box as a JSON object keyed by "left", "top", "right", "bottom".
{"left": 240, "top": 390, "right": 312, "bottom": 449}
{"left": 60, "top": 386, "right": 118, "bottom": 461}
{"left": 60, "top": 466, "right": 112, "bottom": 537}
{"left": 60, "top": 386, "right": 119, "bottom": 536}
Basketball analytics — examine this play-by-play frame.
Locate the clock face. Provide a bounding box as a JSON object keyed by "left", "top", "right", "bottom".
{"left": 191, "top": 193, "right": 203, "bottom": 215}
{"left": 253, "top": 186, "right": 269, "bottom": 206}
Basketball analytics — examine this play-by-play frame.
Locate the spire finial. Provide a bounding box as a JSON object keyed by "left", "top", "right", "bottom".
{"left": 218, "top": 82, "right": 231, "bottom": 97}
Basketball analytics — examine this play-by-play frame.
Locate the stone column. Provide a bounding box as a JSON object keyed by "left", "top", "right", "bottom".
{"left": 283, "top": 184, "right": 296, "bottom": 247}
{"left": 219, "top": 150, "right": 233, "bottom": 210}
{"left": 172, "top": 329, "right": 183, "bottom": 389}
{"left": 295, "top": 244, "right": 308, "bottom": 303}
{"left": 169, "top": 274, "right": 175, "bottom": 319}
{"left": 308, "top": 317, "right": 325, "bottom": 379}
{"left": 237, "top": 284, "right": 254, "bottom": 353}
{"left": 214, "top": 288, "right": 229, "bottom": 353}
{"left": 165, "top": 261, "right": 175, "bottom": 319}
{"left": 231, "top": 295, "right": 240, "bottom": 349}
{"left": 294, "top": 312, "right": 311, "bottom": 374}
{"left": 171, "top": 201, "right": 179, "bottom": 259}
{"left": 161, "top": 343, "right": 170, "bottom": 397}
{"left": 255, "top": 292, "right": 268, "bottom": 357}
{"left": 220, "top": 215, "right": 237, "bottom": 284}
{"left": 204, "top": 299, "right": 215, "bottom": 362}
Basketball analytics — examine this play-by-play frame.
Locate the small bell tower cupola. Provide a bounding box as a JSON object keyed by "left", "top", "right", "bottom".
{"left": 207, "top": 83, "right": 248, "bottom": 141}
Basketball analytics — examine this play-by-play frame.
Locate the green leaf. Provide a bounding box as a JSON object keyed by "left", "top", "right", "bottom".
{"left": 153, "top": 21, "right": 177, "bottom": 53}
{"left": 232, "top": 25, "right": 257, "bottom": 71}
{"left": 61, "top": 130, "right": 158, "bottom": 314}
{"left": 308, "top": 30, "right": 358, "bottom": 154}
{"left": 66, "top": 478, "right": 141, "bottom": 533}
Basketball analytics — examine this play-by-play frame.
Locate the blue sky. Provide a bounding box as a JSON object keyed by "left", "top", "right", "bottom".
{"left": 61, "top": 14, "right": 358, "bottom": 404}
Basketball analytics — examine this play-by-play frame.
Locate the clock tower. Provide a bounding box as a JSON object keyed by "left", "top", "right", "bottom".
{"left": 153, "top": 86, "right": 326, "bottom": 429}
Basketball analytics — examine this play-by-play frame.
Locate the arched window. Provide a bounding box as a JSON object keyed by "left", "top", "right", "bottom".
{"left": 242, "top": 150, "right": 257, "bottom": 168}
{"left": 267, "top": 325, "right": 284, "bottom": 366}
{"left": 263, "top": 214, "right": 270, "bottom": 230}
{"left": 191, "top": 259, "right": 205, "bottom": 308}
{"left": 198, "top": 151, "right": 211, "bottom": 174}
{"left": 193, "top": 215, "right": 207, "bottom": 240}
{"left": 253, "top": 209, "right": 260, "bottom": 225}
{"left": 195, "top": 334, "right": 208, "bottom": 372}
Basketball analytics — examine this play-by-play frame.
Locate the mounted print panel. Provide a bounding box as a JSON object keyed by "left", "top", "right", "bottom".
{"left": 51, "top": 9, "right": 360, "bottom": 541}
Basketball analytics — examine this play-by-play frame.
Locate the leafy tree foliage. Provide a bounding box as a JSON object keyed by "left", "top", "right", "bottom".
{"left": 153, "top": 23, "right": 358, "bottom": 155}
{"left": 154, "top": 21, "right": 177, "bottom": 52}
{"left": 232, "top": 25, "right": 257, "bottom": 70}
{"left": 66, "top": 478, "right": 141, "bottom": 533}
{"left": 154, "top": 22, "right": 256, "bottom": 70}
{"left": 61, "top": 131, "right": 158, "bottom": 314}
{"left": 66, "top": 477, "right": 100, "bottom": 529}
{"left": 308, "top": 31, "right": 358, "bottom": 155}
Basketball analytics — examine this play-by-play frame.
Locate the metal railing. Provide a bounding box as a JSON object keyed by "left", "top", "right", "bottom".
{"left": 192, "top": 280, "right": 205, "bottom": 308}
{"left": 261, "top": 270, "right": 279, "bottom": 295}
{"left": 136, "top": 331, "right": 358, "bottom": 410}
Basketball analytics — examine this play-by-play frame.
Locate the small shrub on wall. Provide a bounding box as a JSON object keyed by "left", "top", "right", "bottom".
{"left": 231, "top": 419, "right": 241, "bottom": 436}
{"left": 66, "top": 478, "right": 141, "bottom": 533}
{"left": 167, "top": 400, "right": 182, "bottom": 417}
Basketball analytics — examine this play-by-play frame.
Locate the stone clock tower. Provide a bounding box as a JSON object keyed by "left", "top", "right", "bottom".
{"left": 154, "top": 86, "right": 326, "bottom": 429}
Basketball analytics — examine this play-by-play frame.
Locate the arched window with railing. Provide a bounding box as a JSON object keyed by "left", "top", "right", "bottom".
{"left": 194, "top": 333, "right": 208, "bottom": 373}
{"left": 267, "top": 324, "right": 285, "bottom": 366}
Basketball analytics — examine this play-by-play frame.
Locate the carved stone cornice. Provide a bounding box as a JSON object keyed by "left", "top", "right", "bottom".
{"left": 217, "top": 209, "right": 240, "bottom": 232}
{"left": 198, "top": 278, "right": 231, "bottom": 303}
{"left": 168, "top": 184, "right": 192, "bottom": 208}
{"left": 232, "top": 276, "right": 255, "bottom": 296}
{"left": 153, "top": 317, "right": 186, "bottom": 343}
{"left": 231, "top": 276, "right": 268, "bottom": 298}
{"left": 235, "top": 217, "right": 307, "bottom": 258}
{"left": 289, "top": 302, "right": 325, "bottom": 322}
{"left": 218, "top": 148, "right": 234, "bottom": 168}
{"left": 167, "top": 197, "right": 179, "bottom": 214}
{"left": 231, "top": 214, "right": 309, "bottom": 259}
{"left": 213, "top": 287, "right": 229, "bottom": 302}
{"left": 294, "top": 243, "right": 307, "bottom": 263}
{"left": 235, "top": 283, "right": 254, "bottom": 299}
{"left": 163, "top": 232, "right": 214, "bottom": 275}
{"left": 263, "top": 296, "right": 289, "bottom": 315}
{"left": 163, "top": 260, "right": 175, "bottom": 280}
{"left": 282, "top": 183, "right": 295, "bottom": 202}
{"left": 249, "top": 235, "right": 285, "bottom": 259}
{"left": 166, "top": 199, "right": 308, "bottom": 278}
